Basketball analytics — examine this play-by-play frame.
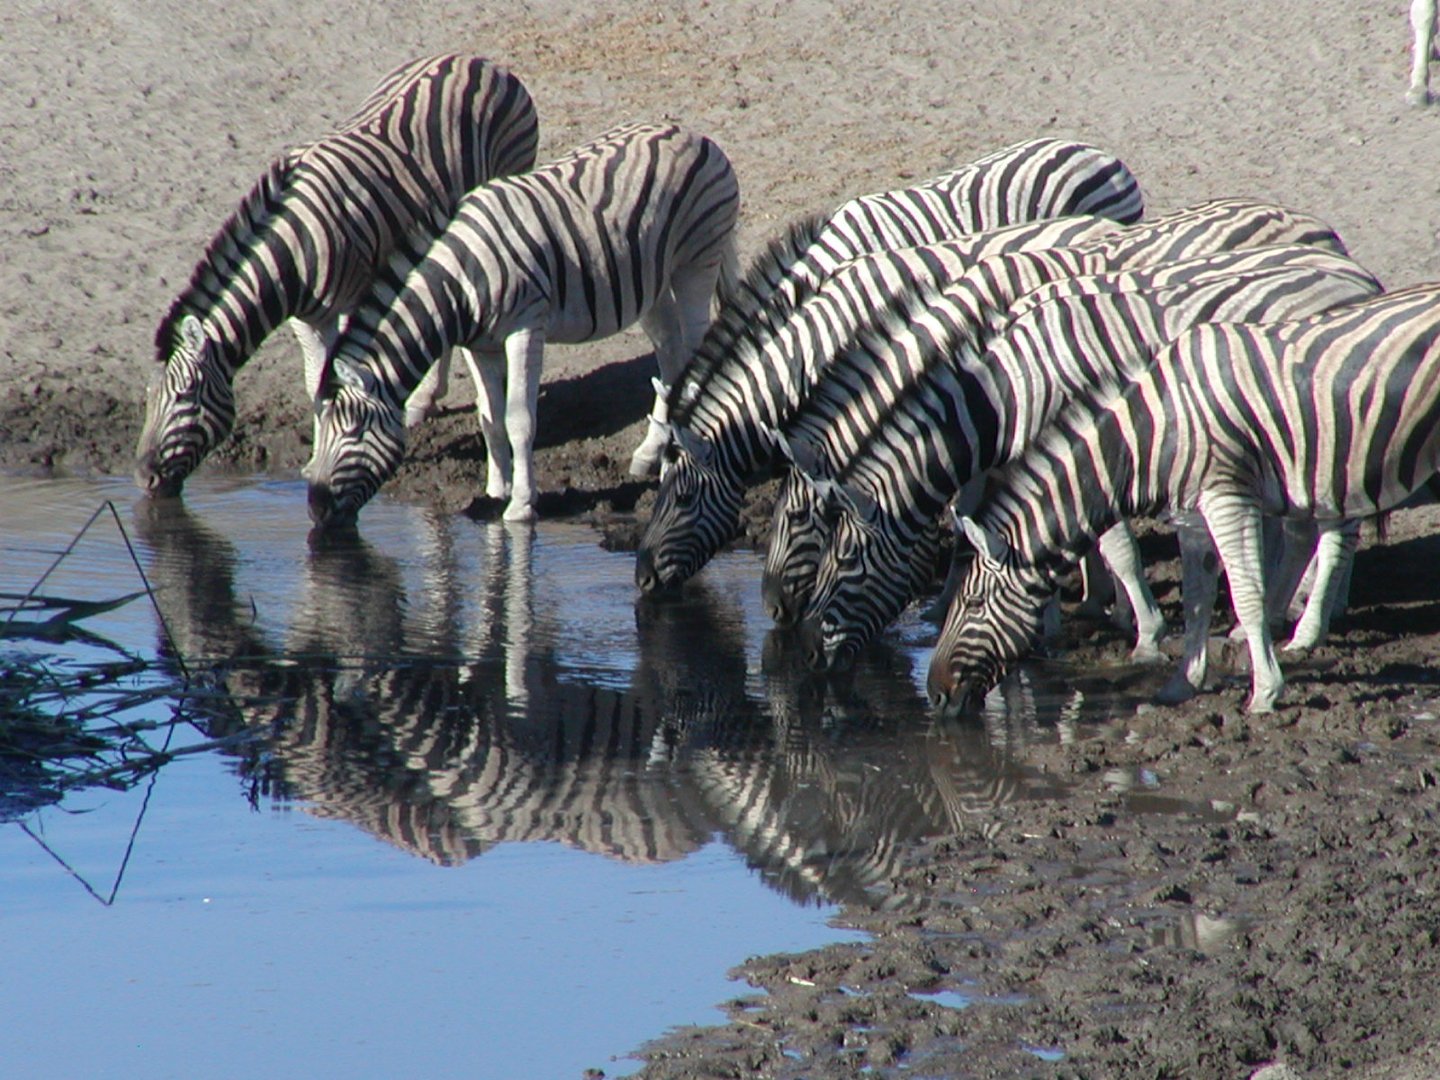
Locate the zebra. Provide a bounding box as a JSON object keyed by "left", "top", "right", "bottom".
{"left": 638, "top": 196, "right": 1351, "bottom": 596}
{"left": 650, "top": 136, "right": 1147, "bottom": 439}
{"left": 927, "top": 281, "right": 1440, "bottom": 716}
{"left": 634, "top": 215, "right": 1133, "bottom": 592}
{"left": 787, "top": 246, "right": 1380, "bottom": 675}
{"left": 303, "top": 121, "right": 741, "bottom": 527}
{"left": 629, "top": 136, "right": 1145, "bottom": 570}
{"left": 1411, "top": 0, "right": 1437, "bottom": 105}
{"left": 133, "top": 54, "right": 540, "bottom": 497}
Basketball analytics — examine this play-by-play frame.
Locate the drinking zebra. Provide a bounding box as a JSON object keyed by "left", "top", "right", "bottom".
{"left": 634, "top": 215, "right": 1128, "bottom": 593}
{"left": 637, "top": 197, "right": 1350, "bottom": 595}
{"left": 134, "top": 54, "right": 539, "bottom": 497}
{"left": 1411, "top": 0, "right": 1437, "bottom": 105}
{"left": 784, "top": 245, "right": 1380, "bottom": 674}
{"left": 304, "top": 121, "right": 740, "bottom": 527}
{"left": 928, "top": 282, "right": 1440, "bottom": 716}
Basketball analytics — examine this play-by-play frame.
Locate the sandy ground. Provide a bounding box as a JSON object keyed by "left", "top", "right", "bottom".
{"left": 4, "top": 1, "right": 1440, "bottom": 1076}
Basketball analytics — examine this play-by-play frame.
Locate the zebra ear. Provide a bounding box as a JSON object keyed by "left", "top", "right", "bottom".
{"left": 835, "top": 480, "right": 878, "bottom": 524}
{"left": 960, "top": 516, "right": 1008, "bottom": 567}
{"left": 673, "top": 424, "right": 713, "bottom": 466}
{"left": 177, "top": 314, "right": 207, "bottom": 359}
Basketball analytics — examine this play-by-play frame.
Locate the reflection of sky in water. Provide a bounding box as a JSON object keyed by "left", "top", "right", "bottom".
{"left": 0, "top": 476, "right": 866, "bottom": 1079}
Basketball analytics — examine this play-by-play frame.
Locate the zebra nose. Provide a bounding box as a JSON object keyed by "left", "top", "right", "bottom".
{"left": 634, "top": 548, "right": 659, "bottom": 593}
{"left": 306, "top": 480, "right": 354, "bottom": 532}
{"left": 761, "top": 578, "right": 795, "bottom": 627}
{"left": 797, "top": 618, "right": 828, "bottom": 672}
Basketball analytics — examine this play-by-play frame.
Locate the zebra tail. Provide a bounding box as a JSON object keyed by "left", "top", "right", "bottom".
{"left": 714, "top": 225, "right": 743, "bottom": 314}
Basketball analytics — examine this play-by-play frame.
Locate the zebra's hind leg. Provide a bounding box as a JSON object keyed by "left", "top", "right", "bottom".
{"left": 404, "top": 351, "right": 454, "bottom": 428}
{"left": 1284, "top": 520, "right": 1360, "bottom": 651}
{"left": 1200, "top": 491, "right": 1286, "bottom": 713}
{"left": 630, "top": 288, "right": 686, "bottom": 477}
{"left": 1096, "top": 521, "right": 1167, "bottom": 663}
{"left": 1408, "top": 0, "right": 1436, "bottom": 106}
{"left": 462, "top": 346, "right": 512, "bottom": 501}
{"left": 1157, "top": 513, "right": 1221, "bottom": 704}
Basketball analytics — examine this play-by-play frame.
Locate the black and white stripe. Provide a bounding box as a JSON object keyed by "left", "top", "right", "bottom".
{"left": 134, "top": 54, "right": 538, "bottom": 496}
{"left": 929, "top": 282, "right": 1440, "bottom": 715}
{"left": 787, "top": 245, "right": 1380, "bottom": 673}
{"left": 633, "top": 215, "right": 1129, "bottom": 593}
{"left": 304, "top": 121, "right": 741, "bottom": 527}
{"left": 639, "top": 197, "right": 1349, "bottom": 595}
{"left": 666, "top": 137, "right": 1146, "bottom": 425}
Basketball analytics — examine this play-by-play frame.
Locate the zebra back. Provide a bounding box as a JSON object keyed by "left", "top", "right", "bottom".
{"left": 320, "top": 121, "right": 741, "bottom": 410}
{"left": 156, "top": 54, "right": 538, "bottom": 373}
{"left": 665, "top": 138, "right": 1143, "bottom": 422}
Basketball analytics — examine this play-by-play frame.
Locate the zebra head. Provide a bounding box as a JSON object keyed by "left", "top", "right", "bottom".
{"left": 135, "top": 313, "right": 236, "bottom": 497}
{"left": 634, "top": 426, "right": 742, "bottom": 593}
{"left": 927, "top": 515, "right": 1052, "bottom": 716}
{"left": 305, "top": 358, "right": 406, "bottom": 532}
{"left": 798, "top": 479, "right": 945, "bottom": 674}
{"left": 761, "top": 435, "right": 835, "bottom": 628}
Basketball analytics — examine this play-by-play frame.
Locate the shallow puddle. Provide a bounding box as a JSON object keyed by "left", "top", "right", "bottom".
{"left": 1, "top": 473, "right": 1205, "bottom": 1077}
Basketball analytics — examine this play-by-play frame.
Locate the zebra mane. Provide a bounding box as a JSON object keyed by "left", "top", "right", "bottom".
{"left": 155, "top": 156, "right": 296, "bottom": 362}
{"left": 804, "top": 278, "right": 984, "bottom": 483}
{"left": 667, "top": 210, "right": 831, "bottom": 424}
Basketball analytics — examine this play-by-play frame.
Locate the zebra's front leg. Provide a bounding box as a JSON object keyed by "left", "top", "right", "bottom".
{"left": 292, "top": 316, "right": 342, "bottom": 445}
{"left": 1408, "top": 0, "right": 1436, "bottom": 106}
{"left": 1157, "top": 512, "right": 1220, "bottom": 704}
{"left": 1200, "top": 491, "right": 1285, "bottom": 713}
{"left": 1284, "top": 519, "right": 1359, "bottom": 651}
{"left": 502, "top": 328, "right": 546, "bottom": 523}
{"left": 1096, "top": 521, "right": 1167, "bottom": 663}
{"left": 462, "top": 346, "right": 512, "bottom": 500}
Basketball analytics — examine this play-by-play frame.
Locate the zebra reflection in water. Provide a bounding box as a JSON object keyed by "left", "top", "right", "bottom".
{"left": 136, "top": 502, "right": 1074, "bottom": 904}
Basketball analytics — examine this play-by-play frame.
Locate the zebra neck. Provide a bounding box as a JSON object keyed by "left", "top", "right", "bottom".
{"left": 989, "top": 404, "right": 1148, "bottom": 588}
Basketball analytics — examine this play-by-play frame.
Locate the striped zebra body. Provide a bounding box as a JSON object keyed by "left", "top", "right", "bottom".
{"left": 788, "top": 246, "right": 1380, "bottom": 673}
{"left": 304, "top": 121, "right": 741, "bottom": 527}
{"left": 134, "top": 54, "right": 539, "bottom": 496}
{"left": 659, "top": 137, "right": 1147, "bottom": 444}
{"left": 760, "top": 201, "right": 1358, "bottom": 629}
{"left": 639, "top": 197, "right": 1348, "bottom": 594}
{"left": 929, "top": 282, "right": 1440, "bottom": 715}
{"left": 633, "top": 214, "right": 1128, "bottom": 592}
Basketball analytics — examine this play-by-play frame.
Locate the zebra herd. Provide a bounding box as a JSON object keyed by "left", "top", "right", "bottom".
{"left": 137, "top": 53, "right": 1440, "bottom": 719}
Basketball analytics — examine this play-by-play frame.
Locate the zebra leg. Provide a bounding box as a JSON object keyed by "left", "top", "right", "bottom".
{"left": 1284, "top": 520, "right": 1360, "bottom": 651}
{"left": 405, "top": 351, "right": 453, "bottom": 429}
{"left": 501, "top": 328, "right": 546, "bottom": 523}
{"left": 463, "top": 346, "right": 512, "bottom": 500}
{"left": 630, "top": 289, "right": 686, "bottom": 477}
{"left": 1200, "top": 491, "right": 1286, "bottom": 713}
{"left": 1075, "top": 550, "right": 1117, "bottom": 619}
{"left": 1096, "top": 522, "right": 1167, "bottom": 663}
{"left": 1408, "top": 0, "right": 1436, "bottom": 106}
{"left": 1158, "top": 513, "right": 1220, "bottom": 704}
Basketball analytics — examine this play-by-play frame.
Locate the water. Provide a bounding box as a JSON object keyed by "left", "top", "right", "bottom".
{"left": 1, "top": 474, "right": 1096, "bottom": 1079}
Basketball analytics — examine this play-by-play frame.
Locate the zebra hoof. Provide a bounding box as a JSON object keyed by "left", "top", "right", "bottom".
{"left": 1406, "top": 87, "right": 1433, "bottom": 107}
{"left": 1155, "top": 673, "right": 1198, "bottom": 706}
{"left": 503, "top": 502, "right": 538, "bottom": 524}
{"left": 627, "top": 450, "right": 661, "bottom": 478}
{"left": 1129, "top": 643, "right": 1167, "bottom": 666}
